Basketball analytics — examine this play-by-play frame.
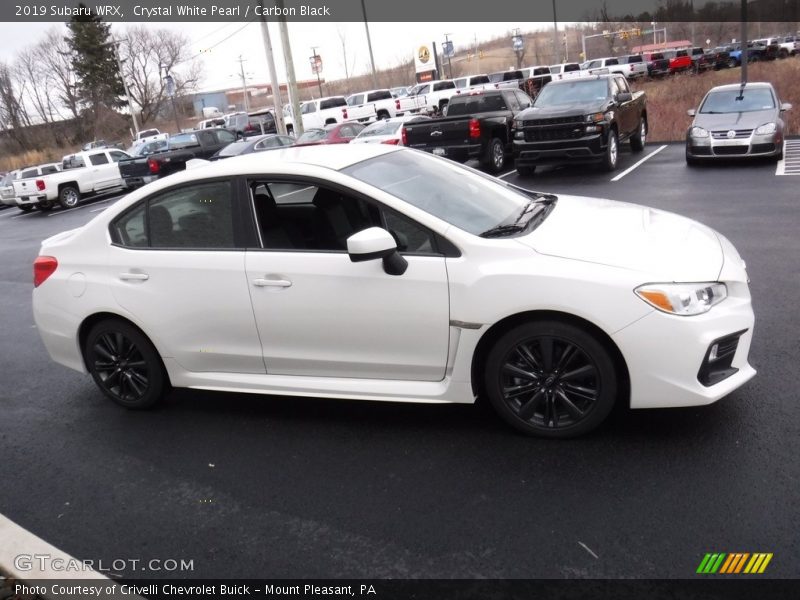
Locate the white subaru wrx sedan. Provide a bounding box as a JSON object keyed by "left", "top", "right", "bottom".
{"left": 32, "top": 145, "right": 755, "bottom": 438}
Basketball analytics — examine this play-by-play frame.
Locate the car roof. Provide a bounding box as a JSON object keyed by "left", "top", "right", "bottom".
{"left": 707, "top": 82, "right": 775, "bottom": 92}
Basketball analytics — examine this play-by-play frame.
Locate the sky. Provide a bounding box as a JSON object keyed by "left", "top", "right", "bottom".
{"left": 0, "top": 21, "right": 550, "bottom": 93}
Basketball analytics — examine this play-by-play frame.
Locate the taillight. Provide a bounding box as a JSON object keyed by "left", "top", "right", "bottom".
{"left": 630, "top": 64, "right": 634, "bottom": 71}
{"left": 381, "top": 138, "right": 400, "bottom": 145}
{"left": 147, "top": 158, "right": 160, "bottom": 174}
{"left": 343, "top": 108, "right": 348, "bottom": 120}
{"left": 395, "top": 99, "right": 401, "bottom": 110}
{"left": 36, "top": 179, "right": 45, "bottom": 191}
{"left": 469, "top": 118, "right": 481, "bottom": 139}
{"left": 33, "top": 256, "right": 58, "bottom": 288}
{"left": 401, "top": 127, "right": 408, "bottom": 145}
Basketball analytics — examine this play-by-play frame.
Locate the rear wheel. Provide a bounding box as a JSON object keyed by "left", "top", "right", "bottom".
{"left": 84, "top": 319, "right": 168, "bottom": 409}
{"left": 602, "top": 129, "right": 619, "bottom": 171}
{"left": 483, "top": 138, "right": 506, "bottom": 173}
{"left": 58, "top": 185, "right": 80, "bottom": 209}
{"left": 18, "top": 204, "right": 33, "bottom": 212}
{"left": 727, "top": 58, "right": 738, "bottom": 68}
{"left": 484, "top": 320, "right": 618, "bottom": 438}
{"left": 38, "top": 202, "right": 54, "bottom": 212}
{"left": 630, "top": 118, "right": 647, "bottom": 152}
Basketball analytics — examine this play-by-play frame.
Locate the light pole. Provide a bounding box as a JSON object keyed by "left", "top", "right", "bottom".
{"left": 258, "top": 7, "right": 286, "bottom": 135}
{"left": 551, "top": 0, "right": 559, "bottom": 63}
{"left": 360, "top": 0, "right": 379, "bottom": 88}
{"left": 310, "top": 46, "right": 323, "bottom": 97}
{"left": 443, "top": 34, "right": 453, "bottom": 79}
{"left": 104, "top": 37, "right": 139, "bottom": 137}
{"left": 161, "top": 64, "right": 181, "bottom": 133}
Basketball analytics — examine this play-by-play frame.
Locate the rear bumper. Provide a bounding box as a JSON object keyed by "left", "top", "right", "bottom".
{"left": 16, "top": 194, "right": 47, "bottom": 206}
{"left": 410, "top": 143, "right": 483, "bottom": 162}
{"left": 513, "top": 133, "right": 606, "bottom": 166}
{"left": 123, "top": 175, "right": 157, "bottom": 189}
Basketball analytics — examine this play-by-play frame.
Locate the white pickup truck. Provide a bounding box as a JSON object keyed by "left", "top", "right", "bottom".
{"left": 453, "top": 74, "right": 494, "bottom": 92}
{"left": 405, "top": 80, "right": 459, "bottom": 114}
{"left": 13, "top": 148, "right": 130, "bottom": 210}
{"left": 345, "top": 89, "right": 392, "bottom": 120}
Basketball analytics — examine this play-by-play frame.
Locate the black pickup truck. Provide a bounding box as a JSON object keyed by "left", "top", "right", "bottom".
{"left": 402, "top": 88, "right": 534, "bottom": 172}
{"left": 511, "top": 74, "right": 648, "bottom": 175}
{"left": 118, "top": 128, "right": 238, "bottom": 189}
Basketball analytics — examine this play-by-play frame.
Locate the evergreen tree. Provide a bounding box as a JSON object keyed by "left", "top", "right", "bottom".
{"left": 65, "top": 3, "right": 124, "bottom": 139}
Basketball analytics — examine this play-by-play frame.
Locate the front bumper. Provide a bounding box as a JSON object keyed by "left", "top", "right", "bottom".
{"left": 687, "top": 132, "right": 782, "bottom": 158}
{"left": 513, "top": 132, "right": 606, "bottom": 167}
{"left": 613, "top": 281, "right": 756, "bottom": 409}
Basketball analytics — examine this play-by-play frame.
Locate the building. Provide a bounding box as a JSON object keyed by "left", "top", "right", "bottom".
{"left": 188, "top": 79, "right": 326, "bottom": 116}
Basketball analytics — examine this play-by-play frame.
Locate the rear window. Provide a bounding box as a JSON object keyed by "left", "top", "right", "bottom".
{"left": 367, "top": 90, "right": 392, "bottom": 101}
{"left": 470, "top": 75, "right": 491, "bottom": 85}
{"left": 626, "top": 55, "right": 643, "bottom": 63}
{"left": 296, "top": 129, "right": 327, "bottom": 143}
{"left": 21, "top": 169, "right": 38, "bottom": 178}
{"left": 446, "top": 93, "right": 508, "bottom": 115}
{"left": 532, "top": 67, "right": 550, "bottom": 76}
{"left": 320, "top": 97, "right": 346, "bottom": 110}
{"left": 605, "top": 58, "right": 619, "bottom": 65}
{"left": 563, "top": 63, "right": 581, "bottom": 72}
{"left": 432, "top": 81, "right": 455, "bottom": 91}
{"left": 41, "top": 164, "right": 60, "bottom": 175}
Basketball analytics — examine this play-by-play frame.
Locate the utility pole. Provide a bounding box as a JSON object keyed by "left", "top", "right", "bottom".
{"left": 161, "top": 64, "right": 181, "bottom": 133}
{"left": 310, "top": 46, "right": 323, "bottom": 97}
{"left": 109, "top": 37, "right": 139, "bottom": 137}
{"left": 277, "top": 0, "right": 303, "bottom": 136}
{"left": 740, "top": 0, "right": 748, "bottom": 85}
{"left": 360, "top": 0, "right": 379, "bottom": 88}
{"left": 259, "top": 7, "right": 286, "bottom": 135}
{"left": 551, "top": 0, "right": 559, "bottom": 63}
{"left": 443, "top": 33, "right": 453, "bottom": 79}
{"left": 237, "top": 55, "right": 249, "bottom": 112}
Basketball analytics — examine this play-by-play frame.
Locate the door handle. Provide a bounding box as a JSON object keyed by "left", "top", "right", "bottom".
{"left": 252, "top": 278, "right": 292, "bottom": 288}
{"left": 119, "top": 272, "right": 149, "bottom": 281}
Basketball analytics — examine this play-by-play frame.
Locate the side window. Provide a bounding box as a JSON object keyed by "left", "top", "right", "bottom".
{"left": 615, "top": 77, "right": 630, "bottom": 94}
{"left": 111, "top": 203, "right": 148, "bottom": 248}
{"left": 108, "top": 150, "right": 128, "bottom": 163}
{"left": 251, "top": 181, "right": 380, "bottom": 251}
{"left": 382, "top": 210, "right": 436, "bottom": 255}
{"left": 348, "top": 94, "right": 364, "bottom": 106}
{"left": 503, "top": 91, "right": 520, "bottom": 111}
{"left": 215, "top": 129, "right": 236, "bottom": 144}
{"left": 417, "top": 84, "right": 430, "bottom": 94}
{"left": 454, "top": 79, "right": 466, "bottom": 89}
{"left": 197, "top": 130, "right": 215, "bottom": 146}
{"left": 148, "top": 181, "right": 235, "bottom": 249}
{"left": 368, "top": 90, "right": 392, "bottom": 101}
{"left": 89, "top": 153, "right": 109, "bottom": 166}
{"left": 301, "top": 103, "right": 317, "bottom": 114}
{"left": 515, "top": 90, "right": 532, "bottom": 108}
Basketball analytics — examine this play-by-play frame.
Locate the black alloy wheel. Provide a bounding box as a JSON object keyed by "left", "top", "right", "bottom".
{"left": 85, "top": 319, "right": 166, "bottom": 409}
{"left": 485, "top": 321, "right": 618, "bottom": 438}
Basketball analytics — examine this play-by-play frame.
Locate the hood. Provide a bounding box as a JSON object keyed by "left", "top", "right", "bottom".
{"left": 516, "top": 195, "right": 723, "bottom": 281}
{"left": 693, "top": 109, "right": 775, "bottom": 130}
{"left": 524, "top": 101, "right": 608, "bottom": 118}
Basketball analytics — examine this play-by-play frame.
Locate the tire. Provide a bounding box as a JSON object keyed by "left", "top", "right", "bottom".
{"left": 38, "top": 202, "right": 54, "bottom": 212}
{"left": 18, "top": 204, "right": 33, "bottom": 212}
{"left": 483, "top": 137, "right": 506, "bottom": 173}
{"left": 286, "top": 125, "right": 294, "bottom": 136}
{"left": 779, "top": 49, "right": 788, "bottom": 59}
{"left": 377, "top": 110, "right": 390, "bottom": 120}
{"left": 685, "top": 149, "right": 700, "bottom": 166}
{"left": 58, "top": 185, "right": 80, "bottom": 209}
{"left": 630, "top": 118, "right": 647, "bottom": 152}
{"left": 516, "top": 165, "right": 536, "bottom": 177}
{"left": 727, "top": 58, "right": 738, "bottom": 69}
{"left": 602, "top": 128, "right": 619, "bottom": 171}
{"left": 483, "top": 320, "right": 618, "bottom": 438}
{"left": 84, "top": 318, "right": 168, "bottom": 409}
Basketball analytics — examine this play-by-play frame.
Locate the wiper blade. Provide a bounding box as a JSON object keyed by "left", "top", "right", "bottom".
{"left": 502, "top": 181, "right": 558, "bottom": 203}
{"left": 480, "top": 223, "right": 528, "bottom": 238}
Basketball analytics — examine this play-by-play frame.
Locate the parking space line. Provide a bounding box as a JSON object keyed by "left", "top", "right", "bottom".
{"left": 10, "top": 210, "right": 39, "bottom": 220}
{"left": 776, "top": 140, "right": 800, "bottom": 176}
{"left": 611, "top": 145, "right": 667, "bottom": 182}
{"left": 497, "top": 170, "right": 516, "bottom": 179}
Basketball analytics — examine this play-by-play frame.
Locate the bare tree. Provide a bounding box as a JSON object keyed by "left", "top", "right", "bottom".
{"left": 0, "top": 62, "right": 31, "bottom": 149}
{"left": 119, "top": 26, "right": 201, "bottom": 126}
{"left": 16, "top": 46, "right": 58, "bottom": 126}
{"left": 336, "top": 24, "right": 357, "bottom": 83}
{"left": 38, "top": 28, "right": 82, "bottom": 123}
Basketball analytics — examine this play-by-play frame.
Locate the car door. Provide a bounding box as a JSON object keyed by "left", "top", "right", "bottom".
{"left": 243, "top": 178, "right": 450, "bottom": 381}
{"left": 87, "top": 151, "right": 120, "bottom": 190}
{"left": 107, "top": 179, "right": 265, "bottom": 374}
{"left": 612, "top": 76, "right": 635, "bottom": 135}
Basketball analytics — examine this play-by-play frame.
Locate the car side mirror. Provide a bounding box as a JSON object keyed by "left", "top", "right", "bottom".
{"left": 347, "top": 227, "right": 408, "bottom": 276}
{"left": 780, "top": 102, "right": 792, "bottom": 112}
{"left": 616, "top": 92, "right": 632, "bottom": 103}
{"left": 687, "top": 108, "right": 696, "bottom": 117}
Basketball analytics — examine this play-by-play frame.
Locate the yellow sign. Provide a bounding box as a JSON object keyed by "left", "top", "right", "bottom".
{"left": 418, "top": 45, "right": 431, "bottom": 64}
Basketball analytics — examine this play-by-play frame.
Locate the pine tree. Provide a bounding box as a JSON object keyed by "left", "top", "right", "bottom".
{"left": 65, "top": 3, "right": 124, "bottom": 140}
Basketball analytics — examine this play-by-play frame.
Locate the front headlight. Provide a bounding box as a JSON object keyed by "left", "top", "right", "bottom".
{"left": 585, "top": 112, "right": 605, "bottom": 123}
{"left": 513, "top": 118, "right": 524, "bottom": 129}
{"left": 634, "top": 282, "right": 728, "bottom": 316}
{"left": 755, "top": 122, "right": 776, "bottom": 135}
{"left": 691, "top": 126, "right": 709, "bottom": 138}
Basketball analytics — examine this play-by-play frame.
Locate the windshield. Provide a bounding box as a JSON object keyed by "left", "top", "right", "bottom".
{"left": 218, "top": 141, "right": 251, "bottom": 156}
{"left": 342, "top": 150, "right": 539, "bottom": 235}
{"left": 297, "top": 129, "right": 327, "bottom": 143}
{"left": 700, "top": 88, "right": 775, "bottom": 113}
{"left": 358, "top": 121, "right": 403, "bottom": 136}
{"left": 535, "top": 80, "right": 608, "bottom": 105}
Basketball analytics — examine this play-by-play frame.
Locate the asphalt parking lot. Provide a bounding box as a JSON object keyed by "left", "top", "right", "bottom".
{"left": 1, "top": 142, "right": 798, "bottom": 580}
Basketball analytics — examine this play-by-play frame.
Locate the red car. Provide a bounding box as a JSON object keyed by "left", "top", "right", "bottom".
{"left": 665, "top": 49, "right": 693, "bottom": 73}
{"left": 293, "top": 122, "right": 366, "bottom": 146}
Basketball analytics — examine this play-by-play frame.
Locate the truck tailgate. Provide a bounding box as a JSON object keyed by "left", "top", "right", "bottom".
{"left": 404, "top": 117, "right": 473, "bottom": 149}
{"left": 118, "top": 158, "right": 151, "bottom": 179}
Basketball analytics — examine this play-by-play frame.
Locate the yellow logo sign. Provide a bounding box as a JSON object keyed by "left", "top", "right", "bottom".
{"left": 418, "top": 45, "right": 430, "bottom": 64}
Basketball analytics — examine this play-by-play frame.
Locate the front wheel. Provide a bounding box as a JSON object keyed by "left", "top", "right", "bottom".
{"left": 85, "top": 319, "right": 168, "bottom": 409}
{"left": 58, "top": 186, "right": 80, "bottom": 209}
{"left": 630, "top": 118, "right": 647, "bottom": 152}
{"left": 483, "top": 137, "right": 506, "bottom": 173}
{"left": 484, "top": 320, "right": 618, "bottom": 438}
{"left": 602, "top": 129, "right": 619, "bottom": 171}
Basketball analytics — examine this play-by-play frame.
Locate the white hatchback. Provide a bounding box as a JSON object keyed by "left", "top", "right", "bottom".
{"left": 32, "top": 145, "right": 755, "bottom": 437}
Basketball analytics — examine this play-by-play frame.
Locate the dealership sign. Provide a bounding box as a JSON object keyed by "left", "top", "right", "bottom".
{"left": 414, "top": 41, "right": 438, "bottom": 83}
